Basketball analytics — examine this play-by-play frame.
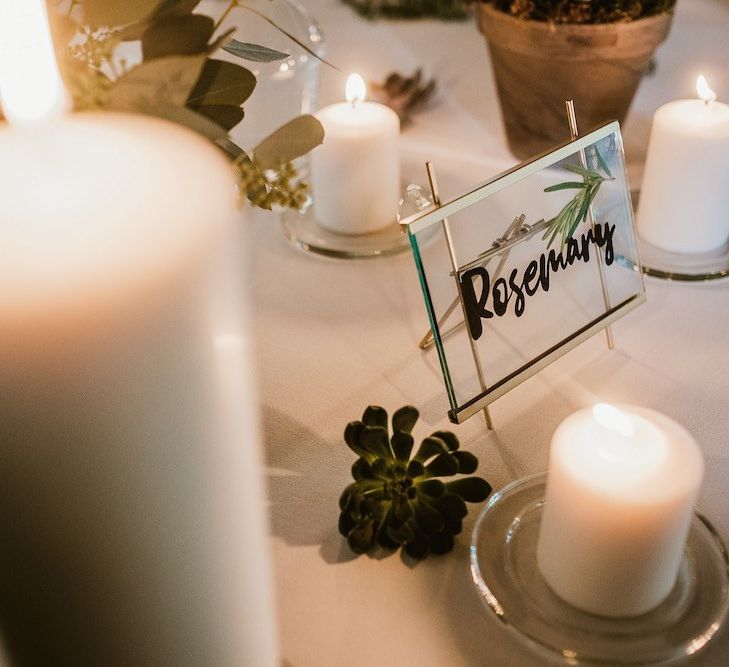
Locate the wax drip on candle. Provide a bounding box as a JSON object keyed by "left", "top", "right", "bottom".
{"left": 346, "top": 73, "right": 366, "bottom": 110}
{"left": 696, "top": 75, "right": 717, "bottom": 106}
{"left": 0, "top": 0, "right": 69, "bottom": 124}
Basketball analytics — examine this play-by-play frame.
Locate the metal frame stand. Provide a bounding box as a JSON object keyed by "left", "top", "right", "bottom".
{"left": 420, "top": 101, "right": 617, "bottom": 429}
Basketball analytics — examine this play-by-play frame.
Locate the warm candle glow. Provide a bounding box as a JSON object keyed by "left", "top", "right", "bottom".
{"left": 345, "top": 73, "right": 366, "bottom": 105}
{"left": 696, "top": 74, "right": 717, "bottom": 104}
{"left": 0, "top": 0, "right": 68, "bottom": 124}
{"left": 592, "top": 402, "right": 635, "bottom": 437}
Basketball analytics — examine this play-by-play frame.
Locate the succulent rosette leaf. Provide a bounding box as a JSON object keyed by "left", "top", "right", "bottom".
{"left": 338, "top": 405, "right": 491, "bottom": 559}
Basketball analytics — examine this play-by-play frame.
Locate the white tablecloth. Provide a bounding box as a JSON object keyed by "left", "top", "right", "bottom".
{"left": 247, "top": 1, "right": 729, "bottom": 664}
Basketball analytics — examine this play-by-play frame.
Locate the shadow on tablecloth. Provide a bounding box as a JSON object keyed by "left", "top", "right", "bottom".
{"left": 262, "top": 404, "right": 366, "bottom": 565}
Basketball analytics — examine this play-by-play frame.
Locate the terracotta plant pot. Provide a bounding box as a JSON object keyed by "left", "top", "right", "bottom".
{"left": 477, "top": 4, "right": 673, "bottom": 159}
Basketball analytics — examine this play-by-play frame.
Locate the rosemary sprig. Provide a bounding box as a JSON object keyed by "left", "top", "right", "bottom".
{"left": 542, "top": 147, "right": 613, "bottom": 248}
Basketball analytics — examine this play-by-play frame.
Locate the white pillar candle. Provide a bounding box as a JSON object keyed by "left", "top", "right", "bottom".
{"left": 637, "top": 75, "right": 729, "bottom": 254}
{"left": 0, "top": 3, "right": 277, "bottom": 664}
{"left": 537, "top": 404, "right": 703, "bottom": 618}
{"left": 311, "top": 73, "right": 400, "bottom": 235}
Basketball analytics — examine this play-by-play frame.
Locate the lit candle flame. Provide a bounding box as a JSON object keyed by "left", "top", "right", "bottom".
{"left": 0, "top": 0, "right": 68, "bottom": 125}
{"left": 696, "top": 75, "right": 717, "bottom": 104}
{"left": 592, "top": 403, "right": 635, "bottom": 438}
{"left": 345, "top": 73, "right": 366, "bottom": 106}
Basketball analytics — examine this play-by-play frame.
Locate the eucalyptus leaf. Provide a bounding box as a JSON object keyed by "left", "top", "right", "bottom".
{"left": 253, "top": 115, "right": 325, "bottom": 171}
{"left": 207, "top": 28, "right": 236, "bottom": 55}
{"left": 223, "top": 40, "right": 290, "bottom": 63}
{"left": 237, "top": 4, "right": 341, "bottom": 73}
{"left": 190, "top": 104, "right": 245, "bottom": 131}
{"left": 146, "top": 103, "right": 227, "bottom": 140}
{"left": 81, "top": 0, "right": 159, "bottom": 27}
{"left": 108, "top": 55, "right": 206, "bottom": 111}
{"left": 217, "top": 136, "right": 246, "bottom": 160}
{"left": 152, "top": 0, "right": 202, "bottom": 18}
{"left": 142, "top": 15, "right": 215, "bottom": 59}
{"left": 187, "top": 59, "right": 256, "bottom": 107}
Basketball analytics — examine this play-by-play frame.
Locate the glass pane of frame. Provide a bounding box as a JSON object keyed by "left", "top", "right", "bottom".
{"left": 405, "top": 122, "right": 645, "bottom": 424}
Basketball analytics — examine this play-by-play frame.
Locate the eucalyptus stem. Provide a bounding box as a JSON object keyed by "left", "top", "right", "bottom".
{"left": 236, "top": 2, "right": 342, "bottom": 72}
{"left": 213, "top": 0, "right": 238, "bottom": 31}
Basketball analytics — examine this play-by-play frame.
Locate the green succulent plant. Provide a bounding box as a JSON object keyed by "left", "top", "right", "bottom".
{"left": 338, "top": 405, "right": 491, "bottom": 560}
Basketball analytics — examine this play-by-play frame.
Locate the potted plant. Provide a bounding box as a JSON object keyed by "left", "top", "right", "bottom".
{"left": 477, "top": 0, "right": 676, "bottom": 159}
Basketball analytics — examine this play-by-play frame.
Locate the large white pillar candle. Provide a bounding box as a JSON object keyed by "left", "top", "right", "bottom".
{"left": 637, "top": 76, "right": 729, "bottom": 254}
{"left": 0, "top": 3, "right": 277, "bottom": 664}
{"left": 311, "top": 73, "right": 400, "bottom": 234}
{"left": 537, "top": 404, "right": 703, "bottom": 618}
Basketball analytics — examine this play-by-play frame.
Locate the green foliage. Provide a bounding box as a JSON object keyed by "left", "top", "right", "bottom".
{"left": 543, "top": 147, "right": 613, "bottom": 248}
{"left": 487, "top": 0, "right": 676, "bottom": 23}
{"left": 253, "top": 115, "right": 325, "bottom": 171}
{"left": 48, "top": 0, "right": 324, "bottom": 210}
{"left": 338, "top": 405, "right": 492, "bottom": 560}
{"left": 223, "top": 40, "right": 289, "bottom": 63}
{"left": 343, "top": 0, "right": 470, "bottom": 20}
{"left": 80, "top": 0, "right": 160, "bottom": 27}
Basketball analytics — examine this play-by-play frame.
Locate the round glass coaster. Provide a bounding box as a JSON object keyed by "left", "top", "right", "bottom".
{"left": 279, "top": 183, "right": 434, "bottom": 260}
{"left": 637, "top": 236, "right": 729, "bottom": 282}
{"left": 470, "top": 473, "right": 729, "bottom": 665}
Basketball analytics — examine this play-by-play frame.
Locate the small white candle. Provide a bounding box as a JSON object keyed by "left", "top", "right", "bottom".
{"left": 311, "top": 73, "right": 400, "bottom": 235}
{"left": 0, "top": 2, "right": 277, "bottom": 664}
{"left": 637, "top": 75, "right": 729, "bottom": 254}
{"left": 537, "top": 404, "right": 703, "bottom": 617}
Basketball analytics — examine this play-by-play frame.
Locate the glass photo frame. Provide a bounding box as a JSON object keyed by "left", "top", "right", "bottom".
{"left": 403, "top": 122, "right": 645, "bottom": 424}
